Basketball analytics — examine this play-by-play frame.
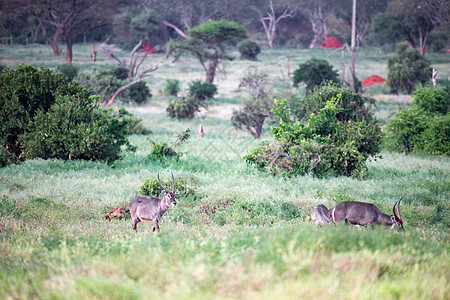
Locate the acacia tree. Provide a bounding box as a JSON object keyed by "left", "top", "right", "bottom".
{"left": 167, "top": 20, "right": 247, "bottom": 83}
{"left": 148, "top": 0, "right": 238, "bottom": 40}
{"left": 7, "top": 0, "right": 126, "bottom": 64}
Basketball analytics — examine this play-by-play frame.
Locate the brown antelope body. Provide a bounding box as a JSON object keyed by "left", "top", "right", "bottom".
{"left": 129, "top": 172, "right": 180, "bottom": 231}
{"left": 310, "top": 204, "right": 334, "bottom": 225}
{"left": 330, "top": 198, "right": 403, "bottom": 229}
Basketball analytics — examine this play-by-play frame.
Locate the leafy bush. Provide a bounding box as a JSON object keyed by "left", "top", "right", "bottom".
{"left": 147, "top": 128, "right": 190, "bottom": 161}
{"left": 77, "top": 66, "right": 151, "bottom": 104}
{"left": 124, "top": 80, "right": 151, "bottom": 104}
{"left": 231, "top": 71, "right": 273, "bottom": 138}
{"left": 55, "top": 64, "right": 79, "bottom": 81}
{"left": 244, "top": 87, "right": 382, "bottom": 177}
{"left": 164, "top": 79, "right": 181, "bottom": 97}
{"left": 0, "top": 64, "right": 92, "bottom": 161}
{"left": 19, "top": 96, "right": 135, "bottom": 163}
{"left": 292, "top": 58, "right": 339, "bottom": 92}
{"left": 385, "top": 86, "right": 449, "bottom": 155}
{"left": 291, "top": 82, "right": 374, "bottom": 123}
{"left": 387, "top": 43, "right": 432, "bottom": 94}
{"left": 140, "top": 177, "right": 196, "bottom": 198}
{"left": 0, "top": 147, "right": 17, "bottom": 168}
{"left": 166, "top": 81, "right": 217, "bottom": 119}
{"left": 188, "top": 80, "right": 217, "bottom": 101}
{"left": 238, "top": 40, "right": 261, "bottom": 60}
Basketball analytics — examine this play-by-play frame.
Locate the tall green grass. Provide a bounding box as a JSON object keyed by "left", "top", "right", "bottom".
{"left": 0, "top": 43, "right": 449, "bottom": 299}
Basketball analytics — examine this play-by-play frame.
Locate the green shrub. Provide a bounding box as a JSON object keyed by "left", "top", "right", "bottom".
{"left": 0, "top": 147, "right": 17, "bottom": 167}
{"left": 77, "top": 67, "right": 151, "bottom": 105}
{"left": 19, "top": 95, "right": 134, "bottom": 163}
{"left": 140, "top": 177, "right": 195, "bottom": 198}
{"left": 124, "top": 80, "right": 151, "bottom": 104}
{"left": 0, "top": 64, "right": 92, "bottom": 163}
{"left": 238, "top": 40, "right": 261, "bottom": 60}
{"left": 147, "top": 128, "right": 190, "bottom": 161}
{"left": 244, "top": 91, "right": 382, "bottom": 178}
{"left": 231, "top": 70, "right": 273, "bottom": 138}
{"left": 55, "top": 64, "right": 79, "bottom": 82}
{"left": 385, "top": 86, "right": 449, "bottom": 155}
{"left": 167, "top": 81, "right": 217, "bottom": 119}
{"left": 188, "top": 80, "right": 217, "bottom": 101}
{"left": 387, "top": 43, "right": 432, "bottom": 94}
{"left": 291, "top": 82, "right": 374, "bottom": 123}
{"left": 164, "top": 79, "right": 181, "bottom": 97}
{"left": 292, "top": 58, "right": 339, "bottom": 92}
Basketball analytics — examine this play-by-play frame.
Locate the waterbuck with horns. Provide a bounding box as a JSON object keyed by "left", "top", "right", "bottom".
{"left": 330, "top": 198, "right": 404, "bottom": 229}
{"left": 129, "top": 172, "right": 180, "bottom": 232}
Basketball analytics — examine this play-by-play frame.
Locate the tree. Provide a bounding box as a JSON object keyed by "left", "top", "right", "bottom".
{"left": 372, "top": 0, "right": 448, "bottom": 54}
{"left": 251, "top": 0, "right": 297, "bottom": 49}
{"left": 8, "top": 0, "right": 126, "bottom": 64}
{"left": 299, "top": 0, "right": 336, "bottom": 48}
{"left": 387, "top": 43, "right": 432, "bottom": 94}
{"left": 338, "top": 0, "right": 388, "bottom": 42}
{"left": 167, "top": 20, "right": 247, "bottom": 83}
{"left": 148, "top": 0, "right": 238, "bottom": 40}
{"left": 231, "top": 70, "right": 274, "bottom": 138}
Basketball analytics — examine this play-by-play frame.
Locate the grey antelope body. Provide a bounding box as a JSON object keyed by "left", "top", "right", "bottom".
{"left": 330, "top": 198, "right": 403, "bottom": 229}
{"left": 129, "top": 172, "right": 180, "bottom": 231}
{"left": 311, "top": 204, "right": 334, "bottom": 225}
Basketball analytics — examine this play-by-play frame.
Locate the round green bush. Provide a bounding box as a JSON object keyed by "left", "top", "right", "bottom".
{"left": 387, "top": 43, "right": 432, "bottom": 94}
{"left": 385, "top": 86, "right": 449, "bottom": 155}
{"left": 238, "top": 40, "right": 261, "bottom": 60}
{"left": 292, "top": 58, "right": 339, "bottom": 92}
{"left": 55, "top": 64, "right": 79, "bottom": 82}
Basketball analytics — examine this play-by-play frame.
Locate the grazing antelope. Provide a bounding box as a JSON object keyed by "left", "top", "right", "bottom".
{"left": 330, "top": 198, "right": 403, "bottom": 229}
{"left": 310, "top": 204, "right": 335, "bottom": 225}
{"left": 129, "top": 172, "right": 180, "bottom": 232}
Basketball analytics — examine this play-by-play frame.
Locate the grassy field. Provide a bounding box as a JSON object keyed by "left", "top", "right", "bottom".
{"left": 0, "top": 43, "right": 449, "bottom": 299}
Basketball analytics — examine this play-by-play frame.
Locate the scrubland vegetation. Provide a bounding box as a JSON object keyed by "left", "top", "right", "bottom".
{"left": 0, "top": 43, "right": 449, "bottom": 299}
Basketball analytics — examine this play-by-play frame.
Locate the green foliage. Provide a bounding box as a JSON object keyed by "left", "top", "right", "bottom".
{"left": 55, "top": 64, "right": 79, "bottom": 82}
{"left": 125, "top": 80, "right": 151, "bottom": 104}
{"left": 166, "top": 81, "right": 217, "bottom": 119}
{"left": 168, "top": 20, "right": 247, "bottom": 83}
{"left": 231, "top": 71, "right": 274, "bottom": 138}
{"left": 291, "top": 83, "right": 374, "bottom": 123}
{"left": 77, "top": 67, "right": 151, "bottom": 104}
{"left": 0, "top": 64, "right": 92, "bottom": 163}
{"left": 188, "top": 20, "right": 247, "bottom": 44}
{"left": 238, "top": 40, "right": 261, "bottom": 60}
{"left": 113, "top": 10, "right": 162, "bottom": 49}
{"left": 147, "top": 128, "right": 190, "bottom": 161}
{"left": 0, "top": 147, "right": 17, "bottom": 167}
{"left": 164, "top": 79, "right": 180, "bottom": 97}
{"left": 245, "top": 89, "right": 382, "bottom": 177}
{"left": 19, "top": 95, "right": 134, "bottom": 163}
{"left": 292, "top": 58, "right": 339, "bottom": 92}
{"left": 387, "top": 44, "right": 432, "bottom": 94}
{"left": 188, "top": 80, "right": 217, "bottom": 100}
{"left": 385, "top": 86, "right": 450, "bottom": 155}
{"left": 140, "top": 177, "right": 195, "bottom": 198}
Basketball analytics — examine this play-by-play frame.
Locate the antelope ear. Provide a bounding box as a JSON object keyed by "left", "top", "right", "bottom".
{"left": 161, "top": 190, "right": 167, "bottom": 195}
{"left": 174, "top": 190, "right": 181, "bottom": 195}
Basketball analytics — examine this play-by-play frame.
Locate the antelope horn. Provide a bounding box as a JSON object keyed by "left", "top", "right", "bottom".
{"left": 171, "top": 172, "right": 175, "bottom": 193}
{"left": 157, "top": 172, "right": 170, "bottom": 193}
{"left": 393, "top": 197, "right": 402, "bottom": 221}
{"left": 396, "top": 197, "right": 403, "bottom": 221}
